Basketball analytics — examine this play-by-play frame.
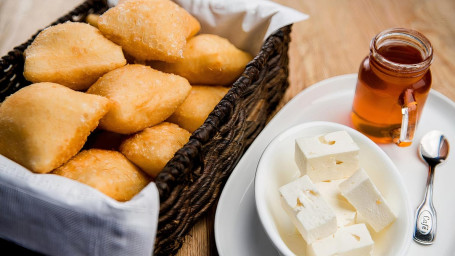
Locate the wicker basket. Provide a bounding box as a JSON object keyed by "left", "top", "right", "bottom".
{"left": 0, "top": 0, "right": 292, "bottom": 255}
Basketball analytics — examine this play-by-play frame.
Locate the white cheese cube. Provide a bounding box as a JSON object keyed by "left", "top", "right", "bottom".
{"left": 316, "top": 179, "right": 356, "bottom": 228}
{"left": 307, "top": 223, "right": 374, "bottom": 256}
{"left": 279, "top": 175, "right": 337, "bottom": 244}
{"left": 339, "top": 168, "right": 396, "bottom": 232}
{"left": 295, "top": 131, "right": 360, "bottom": 182}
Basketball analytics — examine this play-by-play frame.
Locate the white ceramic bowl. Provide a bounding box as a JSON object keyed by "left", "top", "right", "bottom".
{"left": 254, "top": 121, "right": 412, "bottom": 256}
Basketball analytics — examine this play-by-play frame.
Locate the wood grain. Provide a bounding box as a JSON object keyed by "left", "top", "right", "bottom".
{"left": 1, "top": 0, "right": 455, "bottom": 255}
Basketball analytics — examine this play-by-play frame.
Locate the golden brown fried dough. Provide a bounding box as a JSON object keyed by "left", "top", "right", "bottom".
{"left": 53, "top": 149, "right": 151, "bottom": 201}
{"left": 87, "top": 64, "right": 191, "bottom": 134}
{"left": 0, "top": 83, "right": 111, "bottom": 173}
{"left": 167, "top": 85, "right": 229, "bottom": 132}
{"left": 98, "top": 0, "right": 200, "bottom": 62}
{"left": 23, "top": 22, "right": 126, "bottom": 91}
{"left": 120, "top": 122, "right": 191, "bottom": 178}
{"left": 150, "top": 34, "right": 252, "bottom": 85}
{"left": 85, "top": 14, "right": 100, "bottom": 28}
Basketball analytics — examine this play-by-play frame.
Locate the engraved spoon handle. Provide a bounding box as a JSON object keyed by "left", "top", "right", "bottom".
{"left": 413, "top": 164, "right": 437, "bottom": 245}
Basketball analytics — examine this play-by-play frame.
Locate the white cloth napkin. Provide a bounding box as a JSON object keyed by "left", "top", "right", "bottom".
{"left": 0, "top": 155, "right": 160, "bottom": 256}
{"left": 0, "top": 1, "right": 307, "bottom": 255}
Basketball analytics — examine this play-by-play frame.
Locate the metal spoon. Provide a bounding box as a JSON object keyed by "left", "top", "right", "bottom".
{"left": 413, "top": 130, "right": 449, "bottom": 245}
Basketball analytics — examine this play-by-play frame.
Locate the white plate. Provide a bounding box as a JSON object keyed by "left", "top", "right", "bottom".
{"left": 214, "top": 74, "right": 455, "bottom": 256}
{"left": 255, "top": 122, "right": 412, "bottom": 256}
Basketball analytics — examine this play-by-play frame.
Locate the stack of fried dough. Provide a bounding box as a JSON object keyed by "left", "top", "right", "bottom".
{"left": 0, "top": 0, "right": 252, "bottom": 201}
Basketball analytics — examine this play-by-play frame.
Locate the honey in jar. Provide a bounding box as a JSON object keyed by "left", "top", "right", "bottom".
{"left": 351, "top": 28, "right": 433, "bottom": 146}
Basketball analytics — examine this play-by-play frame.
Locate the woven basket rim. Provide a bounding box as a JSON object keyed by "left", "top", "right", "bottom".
{"left": 155, "top": 25, "right": 292, "bottom": 199}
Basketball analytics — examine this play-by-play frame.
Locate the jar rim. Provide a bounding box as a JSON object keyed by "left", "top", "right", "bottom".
{"left": 370, "top": 28, "right": 433, "bottom": 73}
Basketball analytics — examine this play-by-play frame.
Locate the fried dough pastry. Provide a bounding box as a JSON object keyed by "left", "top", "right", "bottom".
{"left": 120, "top": 122, "right": 191, "bottom": 178}
{"left": 167, "top": 85, "right": 229, "bottom": 132}
{"left": 98, "top": 0, "right": 200, "bottom": 62}
{"left": 23, "top": 22, "right": 126, "bottom": 91}
{"left": 0, "top": 82, "right": 111, "bottom": 173}
{"left": 150, "top": 34, "right": 252, "bottom": 85}
{"left": 87, "top": 64, "right": 191, "bottom": 134}
{"left": 85, "top": 14, "right": 100, "bottom": 28}
{"left": 53, "top": 149, "right": 151, "bottom": 201}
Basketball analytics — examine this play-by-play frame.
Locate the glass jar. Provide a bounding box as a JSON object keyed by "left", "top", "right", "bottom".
{"left": 351, "top": 28, "right": 433, "bottom": 146}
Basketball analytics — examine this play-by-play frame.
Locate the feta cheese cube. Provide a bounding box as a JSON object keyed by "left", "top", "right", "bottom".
{"left": 339, "top": 168, "right": 396, "bottom": 232}
{"left": 295, "top": 131, "right": 360, "bottom": 182}
{"left": 307, "top": 223, "right": 374, "bottom": 256}
{"left": 316, "top": 179, "right": 356, "bottom": 228}
{"left": 279, "top": 175, "right": 337, "bottom": 244}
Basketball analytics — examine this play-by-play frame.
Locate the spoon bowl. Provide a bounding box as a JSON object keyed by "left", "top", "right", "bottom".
{"left": 419, "top": 131, "right": 449, "bottom": 165}
{"left": 413, "top": 130, "right": 449, "bottom": 245}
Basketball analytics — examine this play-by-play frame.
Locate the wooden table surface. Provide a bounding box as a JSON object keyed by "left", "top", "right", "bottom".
{"left": 1, "top": 0, "right": 454, "bottom": 255}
